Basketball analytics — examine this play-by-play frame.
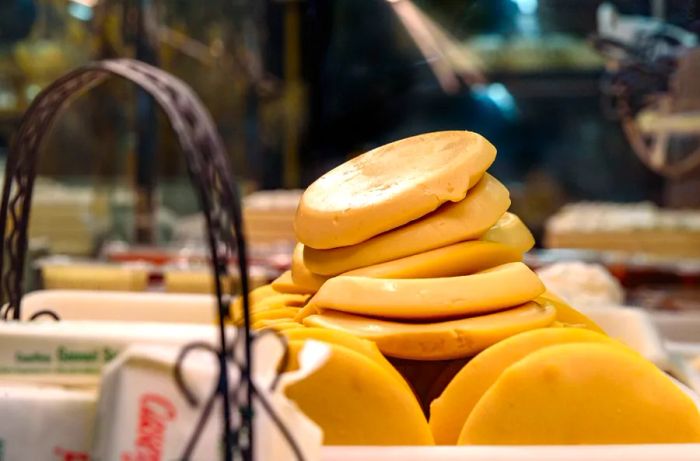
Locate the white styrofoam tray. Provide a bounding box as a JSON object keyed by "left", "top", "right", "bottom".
{"left": 581, "top": 305, "right": 670, "bottom": 369}
{"left": 653, "top": 311, "right": 700, "bottom": 344}
{"left": 21, "top": 289, "right": 217, "bottom": 323}
{"left": 321, "top": 444, "right": 700, "bottom": 461}
{"left": 18, "top": 291, "right": 700, "bottom": 460}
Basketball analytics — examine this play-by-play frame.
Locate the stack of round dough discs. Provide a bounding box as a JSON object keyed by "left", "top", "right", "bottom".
{"left": 251, "top": 130, "right": 700, "bottom": 448}
{"left": 303, "top": 174, "right": 511, "bottom": 275}
{"left": 284, "top": 130, "right": 555, "bottom": 362}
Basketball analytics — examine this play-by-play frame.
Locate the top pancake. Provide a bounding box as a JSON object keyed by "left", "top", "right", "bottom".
{"left": 294, "top": 131, "right": 496, "bottom": 249}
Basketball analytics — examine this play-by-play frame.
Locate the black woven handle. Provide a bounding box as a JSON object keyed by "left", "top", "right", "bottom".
{"left": 0, "top": 58, "right": 253, "bottom": 460}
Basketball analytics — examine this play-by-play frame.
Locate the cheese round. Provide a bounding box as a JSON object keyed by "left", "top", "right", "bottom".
{"left": 345, "top": 240, "right": 521, "bottom": 279}
{"left": 295, "top": 131, "right": 496, "bottom": 249}
{"left": 284, "top": 341, "right": 434, "bottom": 445}
{"left": 313, "top": 262, "right": 544, "bottom": 320}
{"left": 271, "top": 270, "right": 316, "bottom": 295}
{"left": 252, "top": 319, "right": 302, "bottom": 331}
{"left": 291, "top": 244, "right": 329, "bottom": 292}
{"left": 536, "top": 290, "right": 605, "bottom": 333}
{"left": 479, "top": 212, "right": 534, "bottom": 254}
{"left": 303, "top": 301, "right": 555, "bottom": 360}
{"left": 283, "top": 327, "right": 412, "bottom": 394}
{"left": 458, "top": 343, "right": 700, "bottom": 444}
{"left": 429, "top": 327, "right": 613, "bottom": 444}
{"left": 304, "top": 174, "right": 510, "bottom": 276}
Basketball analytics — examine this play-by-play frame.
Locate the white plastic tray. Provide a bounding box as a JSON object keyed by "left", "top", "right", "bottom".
{"left": 581, "top": 305, "right": 670, "bottom": 370}
{"left": 653, "top": 311, "right": 700, "bottom": 344}
{"left": 321, "top": 444, "right": 700, "bottom": 461}
{"left": 21, "top": 289, "right": 217, "bottom": 323}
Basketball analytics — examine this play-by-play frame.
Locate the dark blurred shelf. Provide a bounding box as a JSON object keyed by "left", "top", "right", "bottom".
{"left": 488, "top": 69, "right": 603, "bottom": 98}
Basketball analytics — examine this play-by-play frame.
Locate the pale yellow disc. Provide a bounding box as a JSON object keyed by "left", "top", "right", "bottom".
{"left": 303, "top": 301, "right": 555, "bottom": 360}
{"left": 479, "top": 212, "right": 534, "bottom": 254}
{"left": 284, "top": 341, "right": 434, "bottom": 445}
{"left": 304, "top": 174, "right": 510, "bottom": 276}
{"left": 290, "top": 243, "right": 329, "bottom": 292}
{"left": 345, "top": 240, "right": 521, "bottom": 279}
{"left": 313, "top": 262, "right": 544, "bottom": 320}
{"left": 459, "top": 343, "right": 700, "bottom": 444}
{"left": 429, "top": 327, "right": 613, "bottom": 444}
{"left": 271, "top": 270, "right": 316, "bottom": 295}
{"left": 295, "top": 131, "right": 496, "bottom": 249}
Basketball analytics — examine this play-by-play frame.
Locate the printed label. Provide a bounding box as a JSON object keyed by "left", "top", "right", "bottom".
{"left": 1, "top": 345, "right": 122, "bottom": 374}
{"left": 54, "top": 446, "right": 90, "bottom": 460}
{"left": 120, "top": 393, "right": 177, "bottom": 461}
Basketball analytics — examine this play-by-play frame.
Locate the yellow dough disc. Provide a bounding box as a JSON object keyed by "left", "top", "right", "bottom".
{"left": 303, "top": 174, "right": 510, "bottom": 275}
{"left": 458, "top": 342, "right": 700, "bottom": 444}
{"left": 313, "top": 262, "right": 544, "bottom": 320}
{"left": 479, "top": 212, "right": 534, "bottom": 254}
{"left": 250, "top": 307, "right": 300, "bottom": 324}
{"left": 291, "top": 244, "right": 329, "bottom": 293}
{"left": 536, "top": 290, "right": 606, "bottom": 333}
{"left": 271, "top": 270, "right": 316, "bottom": 295}
{"left": 429, "top": 327, "right": 613, "bottom": 444}
{"left": 293, "top": 296, "right": 321, "bottom": 322}
{"left": 303, "top": 301, "right": 555, "bottom": 360}
{"left": 231, "top": 284, "right": 281, "bottom": 323}
{"left": 284, "top": 340, "right": 434, "bottom": 445}
{"left": 252, "top": 319, "right": 302, "bottom": 331}
{"left": 248, "top": 284, "right": 280, "bottom": 303}
{"left": 345, "top": 240, "right": 521, "bottom": 279}
{"left": 283, "top": 327, "right": 412, "bottom": 394}
{"left": 234, "top": 293, "right": 309, "bottom": 325}
{"left": 295, "top": 131, "right": 496, "bottom": 249}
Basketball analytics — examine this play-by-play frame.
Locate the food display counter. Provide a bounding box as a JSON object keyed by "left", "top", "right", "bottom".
{"left": 0, "top": 2, "right": 699, "bottom": 458}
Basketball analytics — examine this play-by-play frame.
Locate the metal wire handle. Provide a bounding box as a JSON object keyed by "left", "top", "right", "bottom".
{"left": 173, "top": 331, "right": 305, "bottom": 461}
{"left": 0, "top": 58, "right": 253, "bottom": 461}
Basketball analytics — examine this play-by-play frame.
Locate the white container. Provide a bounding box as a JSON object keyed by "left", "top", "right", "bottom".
{"left": 321, "top": 444, "right": 700, "bottom": 461}
{"left": 21, "top": 290, "right": 218, "bottom": 324}
{"left": 0, "top": 320, "right": 227, "bottom": 386}
{"left": 0, "top": 382, "right": 96, "bottom": 460}
{"left": 653, "top": 311, "right": 700, "bottom": 344}
{"left": 582, "top": 305, "right": 670, "bottom": 370}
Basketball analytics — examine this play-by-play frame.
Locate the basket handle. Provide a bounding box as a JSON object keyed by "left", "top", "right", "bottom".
{"left": 0, "top": 58, "right": 254, "bottom": 460}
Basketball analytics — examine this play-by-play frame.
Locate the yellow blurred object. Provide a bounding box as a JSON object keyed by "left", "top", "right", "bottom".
{"left": 252, "top": 318, "right": 302, "bottom": 332}
{"left": 293, "top": 296, "right": 320, "bottom": 322}
{"left": 254, "top": 293, "right": 309, "bottom": 311}
{"left": 248, "top": 284, "right": 280, "bottom": 304}
{"left": 250, "top": 307, "right": 300, "bottom": 325}
{"left": 269, "top": 321, "right": 304, "bottom": 332}
{"left": 41, "top": 265, "right": 148, "bottom": 292}
{"left": 231, "top": 291, "right": 307, "bottom": 325}
{"left": 272, "top": 270, "right": 317, "bottom": 295}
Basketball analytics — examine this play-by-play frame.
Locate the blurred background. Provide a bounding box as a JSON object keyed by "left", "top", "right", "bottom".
{"left": 0, "top": 0, "right": 699, "bottom": 317}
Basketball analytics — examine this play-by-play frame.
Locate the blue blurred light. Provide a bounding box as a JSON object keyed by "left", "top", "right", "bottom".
{"left": 513, "top": 0, "right": 538, "bottom": 15}
{"left": 474, "top": 83, "right": 518, "bottom": 118}
{"left": 68, "top": 2, "right": 93, "bottom": 21}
